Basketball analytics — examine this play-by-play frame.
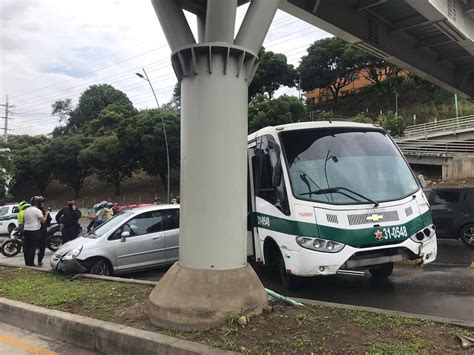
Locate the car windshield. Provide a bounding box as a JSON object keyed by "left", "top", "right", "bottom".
{"left": 280, "top": 128, "right": 419, "bottom": 205}
{"left": 0, "top": 207, "right": 7, "bottom": 216}
{"left": 85, "top": 211, "right": 133, "bottom": 239}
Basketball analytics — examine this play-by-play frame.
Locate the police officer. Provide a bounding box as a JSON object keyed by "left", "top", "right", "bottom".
{"left": 23, "top": 196, "right": 49, "bottom": 266}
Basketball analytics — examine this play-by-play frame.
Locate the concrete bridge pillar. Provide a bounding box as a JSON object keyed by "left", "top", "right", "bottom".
{"left": 148, "top": 0, "right": 279, "bottom": 330}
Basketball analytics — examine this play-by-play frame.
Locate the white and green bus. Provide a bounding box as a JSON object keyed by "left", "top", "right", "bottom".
{"left": 247, "top": 121, "right": 437, "bottom": 289}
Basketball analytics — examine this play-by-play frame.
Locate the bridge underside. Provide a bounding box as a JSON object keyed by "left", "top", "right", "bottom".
{"left": 407, "top": 154, "right": 474, "bottom": 180}
{"left": 278, "top": 0, "right": 474, "bottom": 99}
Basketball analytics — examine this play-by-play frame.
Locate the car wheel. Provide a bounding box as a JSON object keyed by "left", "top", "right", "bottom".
{"left": 460, "top": 224, "right": 474, "bottom": 249}
{"left": 90, "top": 259, "right": 112, "bottom": 276}
{"left": 277, "top": 250, "right": 303, "bottom": 290}
{"left": 369, "top": 262, "right": 394, "bottom": 279}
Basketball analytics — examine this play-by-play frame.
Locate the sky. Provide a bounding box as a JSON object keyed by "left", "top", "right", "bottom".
{"left": 0, "top": 0, "right": 330, "bottom": 135}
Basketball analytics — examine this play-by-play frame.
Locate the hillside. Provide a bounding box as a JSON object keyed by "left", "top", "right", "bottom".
{"left": 308, "top": 78, "right": 474, "bottom": 124}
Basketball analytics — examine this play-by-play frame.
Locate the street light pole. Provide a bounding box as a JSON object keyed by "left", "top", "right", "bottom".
{"left": 136, "top": 68, "right": 171, "bottom": 203}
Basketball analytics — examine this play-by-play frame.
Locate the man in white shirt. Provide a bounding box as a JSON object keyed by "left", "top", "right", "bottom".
{"left": 23, "top": 196, "right": 49, "bottom": 266}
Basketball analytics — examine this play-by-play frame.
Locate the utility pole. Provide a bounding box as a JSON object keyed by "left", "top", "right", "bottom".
{"left": 394, "top": 91, "right": 399, "bottom": 116}
{"left": 454, "top": 94, "right": 459, "bottom": 128}
{"left": 0, "top": 96, "right": 13, "bottom": 144}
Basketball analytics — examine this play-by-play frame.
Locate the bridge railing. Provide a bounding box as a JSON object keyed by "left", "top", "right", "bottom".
{"left": 404, "top": 114, "right": 474, "bottom": 138}
{"left": 396, "top": 139, "right": 474, "bottom": 157}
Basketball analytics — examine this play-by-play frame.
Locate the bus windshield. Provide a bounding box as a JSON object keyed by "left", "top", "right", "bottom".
{"left": 280, "top": 128, "right": 419, "bottom": 205}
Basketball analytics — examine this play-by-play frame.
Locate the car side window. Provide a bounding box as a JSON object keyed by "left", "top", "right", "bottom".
{"left": 433, "top": 190, "right": 460, "bottom": 205}
{"left": 163, "top": 209, "right": 179, "bottom": 230}
{"left": 111, "top": 211, "right": 164, "bottom": 239}
{"left": 12, "top": 207, "right": 19, "bottom": 214}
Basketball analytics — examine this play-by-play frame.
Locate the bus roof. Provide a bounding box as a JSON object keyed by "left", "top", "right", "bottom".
{"left": 248, "top": 121, "right": 382, "bottom": 140}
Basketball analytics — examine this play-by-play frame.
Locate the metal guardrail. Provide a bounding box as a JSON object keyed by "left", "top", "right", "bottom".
{"left": 404, "top": 115, "right": 474, "bottom": 138}
{"left": 397, "top": 139, "right": 474, "bottom": 157}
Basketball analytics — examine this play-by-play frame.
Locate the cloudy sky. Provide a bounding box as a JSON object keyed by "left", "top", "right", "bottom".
{"left": 0, "top": 0, "right": 330, "bottom": 135}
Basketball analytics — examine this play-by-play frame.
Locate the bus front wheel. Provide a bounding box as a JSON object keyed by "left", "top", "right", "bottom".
{"left": 369, "top": 262, "right": 394, "bottom": 279}
{"left": 277, "top": 251, "right": 303, "bottom": 290}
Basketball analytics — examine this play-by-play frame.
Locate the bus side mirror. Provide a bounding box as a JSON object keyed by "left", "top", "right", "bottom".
{"left": 272, "top": 160, "right": 282, "bottom": 187}
{"left": 418, "top": 174, "right": 427, "bottom": 188}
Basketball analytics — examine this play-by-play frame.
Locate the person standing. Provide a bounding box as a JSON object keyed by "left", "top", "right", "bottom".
{"left": 17, "top": 201, "right": 30, "bottom": 230}
{"left": 37, "top": 206, "right": 52, "bottom": 266}
{"left": 56, "top": 199, "right": 82, "bottom": 244}
{"left": 23, "top": 196, "right": 49, "bottom": 266}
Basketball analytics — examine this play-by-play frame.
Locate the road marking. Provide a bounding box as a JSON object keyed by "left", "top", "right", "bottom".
{"left": 0, "top": 334, "right": 58, "bottom": 355}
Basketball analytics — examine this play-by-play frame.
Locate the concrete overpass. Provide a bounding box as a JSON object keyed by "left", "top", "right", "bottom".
{"left": 279, "top": 0, "right": 474, "bottom": 99}
{"left": 401, "top": 114, "right": 474, "bottom": 141}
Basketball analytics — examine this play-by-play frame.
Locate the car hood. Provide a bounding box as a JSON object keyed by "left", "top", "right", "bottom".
{"left": 55, "top": 236, "right": 96, "bottom": 255}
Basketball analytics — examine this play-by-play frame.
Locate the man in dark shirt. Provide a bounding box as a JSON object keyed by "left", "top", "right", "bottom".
{"left": 37, "top": 206, "right": 52, "bottom": 266}
{"left": 56, "top": 199, "right": 82, "bottom": 244}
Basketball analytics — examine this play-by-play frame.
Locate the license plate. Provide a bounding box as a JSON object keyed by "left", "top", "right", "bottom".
{"left": 380, "top": 226, "right": 408, "bottom": 240}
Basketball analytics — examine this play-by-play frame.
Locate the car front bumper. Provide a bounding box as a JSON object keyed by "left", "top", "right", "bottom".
{"left": 50, "top": 254, "right": 87, "bottom": 274}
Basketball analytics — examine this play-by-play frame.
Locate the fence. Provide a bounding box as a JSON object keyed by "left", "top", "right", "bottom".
{"left": 396, "top": 139, "right": 474, "bottom": 157}
{"left": 403, "top": 115, "right": 474, "bottom": 138}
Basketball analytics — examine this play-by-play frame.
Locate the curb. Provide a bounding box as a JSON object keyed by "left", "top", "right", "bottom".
{"left": 0, "top": 298, "right": 232, "bottom": 355}
{"left": 0, "top": 262, "right": 159, "bottom": 286}
{"left": 292, "top": 297, "right": 474, "bottom": 330}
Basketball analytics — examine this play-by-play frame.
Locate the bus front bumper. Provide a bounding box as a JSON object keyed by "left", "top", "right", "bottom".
{"left": 281, "top": 234, "right": 437, "bottom": 277}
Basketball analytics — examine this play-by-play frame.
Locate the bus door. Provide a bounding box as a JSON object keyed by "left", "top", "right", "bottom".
{"left": 247, "top": 142, "right": 263, "bottom": 262}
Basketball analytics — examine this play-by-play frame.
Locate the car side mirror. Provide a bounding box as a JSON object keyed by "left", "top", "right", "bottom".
{"left": 120, "top": 231, "right": 130, "bottom": 242}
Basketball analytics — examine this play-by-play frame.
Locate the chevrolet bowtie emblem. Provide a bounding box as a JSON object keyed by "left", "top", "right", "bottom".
{"left": 367, "top": 214, "right": 383, "bottom": 222}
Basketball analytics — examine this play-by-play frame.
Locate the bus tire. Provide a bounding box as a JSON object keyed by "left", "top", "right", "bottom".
{"left": 369, "top": 262, "right": 394, "bottom": 279}
{"left": 277, "top": 251, "right": 303, "bottom": 290}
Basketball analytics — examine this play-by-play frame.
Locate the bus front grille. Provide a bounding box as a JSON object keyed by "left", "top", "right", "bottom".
{"left": 347, "top": 210, "right": 399, "bottom": 225}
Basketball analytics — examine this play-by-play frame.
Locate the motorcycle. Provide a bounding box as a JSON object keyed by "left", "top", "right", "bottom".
{"left": 0, "top": 223, "right": 63, "bottom": 257}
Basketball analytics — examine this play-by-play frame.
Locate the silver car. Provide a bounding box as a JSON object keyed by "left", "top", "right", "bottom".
{"left": 50, "top": 205, "right": 179, "bottom": 275}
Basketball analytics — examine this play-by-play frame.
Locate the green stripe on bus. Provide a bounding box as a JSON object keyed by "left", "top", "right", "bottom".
{"left": 252, "top": 211, "right": 432, "bottom": 247}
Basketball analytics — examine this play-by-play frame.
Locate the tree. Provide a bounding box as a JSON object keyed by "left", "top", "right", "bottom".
{"left": 47, "top": 134, "right": 92, "bottom": 198}
{"left": 79, "top": 134, "right": 137, "bottom": 195}
{"left": 299, "top": 38, "right": 360, "bottom": 105}
{"left": 117, "top": 109, "right": 181, "bottom": 191}
{"left": 248, "top": 95, "right": 305, "bottom": 133}
{"left": 378, "top": 112, "right": 406, "bottom": 137}
{"left": 165, "top": 82, "right": 181, "bottom": 110}
{"left": 12, "top": 144, "right": 53, "bottom": 194}
{"left": 0, "top": 148, "right": 14, "bottom": 201}
{"left": 52, "top": 84, "right": 134, "bottom": 131}
{"left": 83, "top": 102, "right": 137, "bottom": 136}
{"left": 249, "top": 48, "right": 298, "bottom": 100}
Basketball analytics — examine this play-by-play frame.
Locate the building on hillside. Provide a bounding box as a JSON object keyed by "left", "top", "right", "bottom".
{"left": 304, "top": 68, "right": 397, "bottom": 104}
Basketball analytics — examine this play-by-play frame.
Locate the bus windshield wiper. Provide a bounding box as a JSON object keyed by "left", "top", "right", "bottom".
{"left": 300, "top": 186, "right": 379, "bottom": 207}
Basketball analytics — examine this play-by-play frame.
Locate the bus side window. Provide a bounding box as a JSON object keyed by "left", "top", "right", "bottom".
{"left": 253, "top": 135, "right": 290, "bottom": 216}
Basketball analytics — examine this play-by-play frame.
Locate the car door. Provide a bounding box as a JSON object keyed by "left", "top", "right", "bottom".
{"left": 113, "top": 210, "right": 167, "bottom": 272}
{"left": 430, "top": 189, "right": 460, "bottom": 238}
{"left": 163, "top": 208, "right": 180, "bottom": 262}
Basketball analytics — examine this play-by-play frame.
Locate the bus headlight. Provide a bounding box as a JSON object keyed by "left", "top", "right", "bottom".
{"left": 296, "top": 236, "right": 345, "bottom": 253}
{"left": 410, "top": 226, "right": 435, "bottom": 243}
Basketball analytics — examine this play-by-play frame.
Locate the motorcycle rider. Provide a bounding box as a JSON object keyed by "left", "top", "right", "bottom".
{"left": 56, "top": 199, "right": 82, "bottom": 244}
{"left": 23, "top": 196, "right": 49, "bottom": 266}
{"left": 17, "top": 201, "right": 30, "bottom": 230}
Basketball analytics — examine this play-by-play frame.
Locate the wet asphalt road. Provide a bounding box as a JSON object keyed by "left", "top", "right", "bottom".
{"left": 121, "top": 239, "right": 474, "bottom": 322}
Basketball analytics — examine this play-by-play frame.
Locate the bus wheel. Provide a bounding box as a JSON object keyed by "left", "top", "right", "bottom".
{"left": 369, "top": 262, "right": 394, "bottom": 279}
{"left": 277, "top": 251, "right": 303, "bottom": 290}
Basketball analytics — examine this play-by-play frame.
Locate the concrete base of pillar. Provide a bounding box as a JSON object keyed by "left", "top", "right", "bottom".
{"left": 148, "top": 263, "right": 269, "bottom": 331}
